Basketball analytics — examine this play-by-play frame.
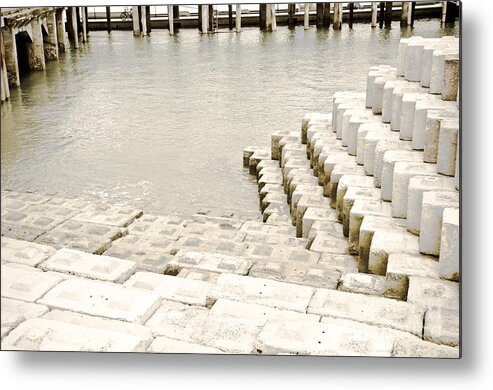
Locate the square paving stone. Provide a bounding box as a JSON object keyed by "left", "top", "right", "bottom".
{"left": 1, "top": 237, "right": 56, "bottom": 266}
{"left": 1, "top": 297, "right": 49, "bottom": 329}
{"left": 166, "top": 250, "right": 252, "bottom": 276}
{"left": 72, "top": 205, "right": 143, "bottom": 227}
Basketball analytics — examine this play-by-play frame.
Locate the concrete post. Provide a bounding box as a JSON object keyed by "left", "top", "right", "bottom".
{"left": 1, "top": 27, "right": 20, "bottom": 87}
{"left": 70, "top": 7, "right": 79, "bottom": 48}
{"left": 316, "top": 3, "right": 324, "bottom": 27}
{"left": 81, "top": 7, "right": 88, "bottom": 42}
{"left": 271, "top": 4, "right": 277, "bottom": 31}
{"left": 146, "top": 6, "right": 152, "bottom": 34}
{"left": 44, "top": 10, "right": 59, "bottom": 60}
{"left": 55, "top": 9, "right": 66, "bottom": 52}
{"left": 132, "top": 6, "right": 140, "bottom": 36}
{"left": 333, "top": 3, "right": 342, "bottom": 30}
{"left": 209, "top": 5, "right": 214, "bottom": 32}
{"left": 236, "top": 4, "right": 241, "bottom": 32}
{"left": 266, "top": 4, "right": 272, "bottom": 31}
{"left": 27, "top": 18, "right": 46, "bottom": 71}
{"left": 168, "top": 5, "right": 174, "bottom": 35}
{"left": 259, "top": 4, "right": 267, "bottom": 30}
{"left": 371, "top": 3, "right": 378, "bottom": 27}
{"left": 201, "top": 5, "right": 208, "bottom": 33}
{"left": 441, "top": 2, "right": 447, "bottom": 24}
{"left": 304, "top": 3, "right": 310, "bottom": 30}
{"left": 288, "top": 3, "right": 295, "bottom": 27}
{"left": 1, "top": 27, "right": 11, "bottom": 100}
{"left": 141, "top": 6, "right": 147, "bottom": 36}
{"left": 323, "top": 3, "right": 330, "bottom": 28}
{"left": 84, "top": 7, "right": 89, "bottom": 35}
{"left": 401, "top": 2, "right": 409, "bottom": 26}
{"left": 106, "top": 7, "right": 111, "bottom": 32}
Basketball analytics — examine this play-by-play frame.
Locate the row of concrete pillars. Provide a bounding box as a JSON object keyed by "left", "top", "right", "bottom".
{"left": 1, "top": 7, "right": 89, "bottom": 102}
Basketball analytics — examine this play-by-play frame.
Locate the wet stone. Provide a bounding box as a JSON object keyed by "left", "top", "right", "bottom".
{"left": 1, "top": 237, "right": 57, "bottom": 267}
{"left": 72, "top": 205, "right": 143, "bottom": 227}
{"left": 128, "top": 215, "right": 187, "bottom": 239}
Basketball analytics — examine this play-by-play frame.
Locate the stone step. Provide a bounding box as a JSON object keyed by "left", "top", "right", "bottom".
{"left": 439, "top": 208, "right": 459, "bottom": 282}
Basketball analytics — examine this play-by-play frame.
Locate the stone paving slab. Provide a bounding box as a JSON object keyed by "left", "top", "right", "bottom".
{"left": 308, "top": 288, "right": 425, "bottom": 336}
{"left": 423, "top": 307, "right": 460, "bottom": 347}
{"left": 245, "top": 243, "right": 320, "bottom": 263}
{"left": 1, "top": 237, "right": 56, "bottom": 266}
{"left": 309, "top": 231, "right": 349, "bottom": 254}
{"left": 249, "top": 259, "right": 340, "bottom": 289}
{"left": 1, "top": 297, "right": 49, "bottom": 330}
{"left": 407, "top": 276, "right": 459, "bottom": 311}
{"left": 239, "top": 220, "right": 295, "bottom": 237}
{"left": 23, "top": 204, "right": 79, "bottom": 219}
{"left": 148, "top": 337, "right": 224, "bottom": 354}
{"left": 124, "top": 272, "right": 215, "bottom": 307}
{"left": 176, "top": 268, "right": 220, "bottom": 283}
{"left": 38, "top": 278, "right": 160, "bottom": 324}
{"left": 103, "top": 246, "right": 175, "bottom": 274}
{"left": 35, "top": 230, "right": 114, "bottom": 255}
{"left": 166, "top": 250, "right": 252, "bottom": 276}
{"left": 1, "top": 191, "right": 51, "bottom": 205}
{"left": 211, "top": 274, "right": 315, "bottom": 313}
{"left": 39, "top": 248, "right": 137, "bottom": 283}
{"left": 1, "top": 317, "right": 150, "bottom": 352}
{"left": 256, "top": 318, "right": 394, "bottom": 356}
{"left": 318, "top": 253, "right": 359, "bottom": 273}
{"left": 242, "top": 232, "right": 308, "bottom": 248}
{"left": 72, "top": 205, "right": 143, "bottom": 227}
{"left": 391, "top": 335, "right": 459, "bottom": 358}
{"left": 1, "top": 210, "right": 66, "bottom": 232}
{"left": 171, "top": 236, "right": 247, "bottom": 257}
{"left": 182, "top": 222, "right": 244, "bottom": 241}
{"left": 1, "top": 264, "right": 66, "bottom": 303}
{"left": 1, "top": 222, "right": 46, "bottom": 241}
{"left": 339, "top": 272, "right": 406, "bottom": 301}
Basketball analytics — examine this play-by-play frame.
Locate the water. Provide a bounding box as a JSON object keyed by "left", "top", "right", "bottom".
{"left": 1, "top": 20, "right": 459, "bottom": 216}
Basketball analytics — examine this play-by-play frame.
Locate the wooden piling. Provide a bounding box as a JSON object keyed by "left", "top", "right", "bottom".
{"left": 106, "top": 7, "right": 112, "bottom": 32}
{"left": 168, "top": 5, "right": 174, "bottom": 35}
{"left": 323, "top": 3, "right": 330, "bottom": 28}
{"left": 401, "top": 2, "right": 409, "bottom": 26}
{"left": 209, "top": 5, "right": 214, "bottom": 32}
{"left": 304, "top": 3, "right": 310, "bottom": 30}
{"left": 349, "top": 3, "right": 354, "bottom": 29}
{"left": 84, "top": 7, "right": 89, "bottom": 34}
{"left": 445, "top": 1, "right": 458, "bottom": 22}
{"left": 132, "top": 6, "right": 140, "bottom": 36}
{"left": 140, "top": 6, "right": 147, "bottom": 36}
{"left": 1, "top": 26, "right": 20, "bottom": 87}
{"left": 1, "top": 25, "right": 11, "bottom": 99}
{"left": 288, "top": 3, "right": 295, "bottom": 28}
{"left": 236, "top": 4, "right": 241, "bottom": 32}
{"left": 146, "top": 6, "right": 152, "bottom": 34}
{"left": 56, "top": 9, "right": 66, "bottom": 52}
{"left": 201, "top": 5, "right": 209, "bottom": 33}
{"left": 69, "top": 7, "right": 79, "bottom": 48}
{"left": 316, "top": 3, "right": 324, "bottom": 28}
{"left": 371, "top": 2, "right": 378, "bottom": 27}
{"left": 27, "top": 18, "right": 46, "bottom": 71}
{"left": 44, "top": 11, "right": 59, "bottom": 61}
{"left": 333, "top": 3, "right": 342, "bottom": 30}
{"left": 271, "top": 4, "right": 277, "bottom": 31}
{"left": 228, "top": 5, "right": 233, "bottom": 30}
{"left": 81, "top": 7, "right": 88, "bottom": 42}
{"left": 259, "top": 4, "right": 267, "bottom": 30}
{"left": 411, "top": 1, "right": 416, "bottom": 26}
{"left": 384, "top": 2, "right": 393, "bottom": 26}
{"left": 379, "top": 2, "right": 385, "bottom": 28}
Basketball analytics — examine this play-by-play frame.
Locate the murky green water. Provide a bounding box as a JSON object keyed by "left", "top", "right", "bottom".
{"left": 1, "top": 20, "right": 459, "bottom": 215}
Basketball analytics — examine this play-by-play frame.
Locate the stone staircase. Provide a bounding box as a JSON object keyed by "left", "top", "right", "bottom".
{"left": 1, "top": 36, "right": 459, "bottom": 357}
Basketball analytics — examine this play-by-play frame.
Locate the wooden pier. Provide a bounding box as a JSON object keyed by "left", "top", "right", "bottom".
{"left": 1, "top": 2, "right": 460, "bottom": 103}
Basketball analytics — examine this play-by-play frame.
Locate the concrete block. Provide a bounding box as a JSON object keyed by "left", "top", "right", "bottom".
{"left": 239, "top": 221, "right": 295, "bottom": 237}
{"left": 374, "top": 139, "right": 413, "bottom": 188}
{"left": 358, "top": 216, "right": 407, "bottom": 273}
{"left": 263, "top": 203, "right": 290, "bottom": 222}
{"left": 391, "top": 86, "right": 423, "bottom": 131}
{"left": 424, "top": 307, "right": 460, "bottom": 347}
{"left": 145, "top": 300, "right": 210, "bottom": 342}
{"left": 307, "top": 220, "right": 343, "bottom": 246}
{"left": 386, "top": 253, "right": 440, "bottom": 286}
{"left": 39, "top": 248, "right": 136, "bottom": 283}
{"left": 166, "top": 250, "right": 252, "bottom": 276}
{"left": 327, "top": 164, "right": 366, "bottom": 204}
{"left": 382, "top": 80, "right": 409, "bottom": 123}
{"left": 1, "top": 237, "right": 56, "bottom": 266}
{"left": 256, "top": 318, "right": 394, "bottom": 356}
{"left": 295, "top": 194, "right": 330, "bottom": 236}
{"left": 148, "top": 337, "right": 223, "bottom": 354}
{"left": 1, "top": 264, "right": 65, "bottom": 302}
{"left": 318, "top": 253, "right": 359, "bottom": 274}
{"left": 339, "top": 272, "right": 407, "bottom": 300}
{"left": 212, "top": 273, "right": 315, "bottom": 313}
{"left": 176, "top": 268, "right": 220, "bottom": 284}
{"left": 124, "top": 271, "right": 215, "bottom": 307}
{"left": 0, "top": 221, "right": 44, "bottom": 242}
{"left": 308, "top": 289, "right": 424, "bottom": 336}
{"left": 309, "top": 231, "right": 348, "bottom": 255}
{"left": 381, "top": 150, "right": 423, "bottom": 201}
{"left": 335, "top": 101, "right": 365, "bottom": 139}
{"left": 248, "top": 259, "right": 340, "bottom": 289}
{"left": 424, "top": 112, "right": 459, "bottom": 162}
{"left": 437, "top": 121, "right": 459, "bottom": 176}
{"left": 172, "top": 236, "right": 246, "bottom": 257}
{"left": 336, "top": 175, "right": 375, "bottom": 220}
{"left": 259, "top": 183, "right": 284, "bottom": 201}
{"left": 242, "top": 232, "right": 307, "bottom": 248}
{"left": 38, "top": 278, "right": 160, "bottom": 323}
{"left": 243, "top": 146, "right": 262, "bottom": 167}
{"left": 407, "top": 175, "right": 456, "bottom": 234}
{"left": 341, "top": 109, "right": 373, "bottom": 146}
{"left": 439, "top": 208, "right": 460, "bottom": 281}
{"left": 347, "top": 115, "right": 381, "bottom": 156}
{"left": 404, "top": 40, "right": 426, "bottom": 81}
{"left": 72, "top": 205, "right": 142, "bottom": 227}
{"left": 301, "top": 207, "right": 338, "bottom": 239}
{"left": 419, "top": 191, "right": 459, "bottom": 256}
{"left": 249, "top": 150, "right": 270, "bottom": 174}
{"left": 364, "top": 130, "right": 399, "bottom": 176}
{"left": 368, "top": 230, "right": 420, "bottom": 275}
{"left": 128, "top": 215, "right": 186, "bottom": 239}
{"left": 348, "top": 200, "right": 391, "bottom": 255}
{"left": 430, "top": 48, "right": 460, "bottom": 94}
{"left": 302, "top": 113, "right": 332, "bottom": 144}
{"left": 399, "top": 92, "right": 430, "bottom": 140}
{"left": 1, "top": 297, "right": 49, "bottom": 330}
{"left": 407, "top": 276, "right": 459, "bottom": 311}
{"left": 271, "top": 130, "right": 292, "bottom": 160}
{"left": 372, "top": 73, "right": 397, "bottom": 114}
{"left": 392, "top": 335, "right": 459, "bottom": 358}
{"left": 356, "top": 122, "right": 391, "bottom": 165}
{"left": 391, "top": 162, "right": 437, "bottom": 218}
{"left": 341, "top": 187, "right": 381, "bottom": 236}
{"left": 412, "top": 98, "right": 457, "bottom": 150}
{"left": 1, "top": 210, "right": 65, "bottom": 232}
{"left": 420, "top": 42, "right": 454, "bottom": 87}
{"left": 442, "top": 54, "right": 459, "bottom": 101}
{"left": 319, "top": 152, "right": 353, "bottom": 187}
{"left": 245, "top": 244, "right": 319, "bottom": 263}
